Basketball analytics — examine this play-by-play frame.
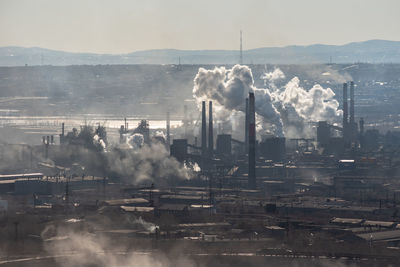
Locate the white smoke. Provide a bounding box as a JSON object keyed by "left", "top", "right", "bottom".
{"left": 42, "top": 227, "right": 195, "bottom": 267}
{"left": 154, "top": 130, "right": 166, "bottom": 140}
{"left": 193, "top": 65, "right": 342, "bottom": 138}
{"left": 193, "top": 65, "right": 283, "bottom": 137}
{"left": 93, "top": 134, "right": 106, "bottom": 151}
{"left": 261, "top": 68, "right": 285, "bottom": 87}
{"left": 127, "top": 216, "right": 158, "bottom": 233}
{"left": 107, "top": 142, "right": 191, "bottom": 185}
{"left": 278, "top": 77, "right": 342, "bottom": 122}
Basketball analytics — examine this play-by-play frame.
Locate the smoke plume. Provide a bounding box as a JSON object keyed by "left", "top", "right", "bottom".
{"left": 193, "top": 65, "right": 283, "bottom": 137}
{"left": 193, "top": 65, "right": 342, "bottom": 138}
{"left": 42, "top": 226, "right": 196, "bottom": 267}
{"left": 106, "top": 142, "right": 191, "bottom": 185}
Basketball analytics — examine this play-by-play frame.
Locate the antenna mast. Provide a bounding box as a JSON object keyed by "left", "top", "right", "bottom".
{"left": 240, "top": 30, "right": 243, "bottom": 65}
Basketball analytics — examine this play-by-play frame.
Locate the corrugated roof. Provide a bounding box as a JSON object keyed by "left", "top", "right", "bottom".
{"left": 120, "top": 206, "right": 154, "bottom": 212}
{"left": 362, "top": 220, "right": 396, "bottom": 228}
{"left": 331, "top": 217, "right": 364, "bottom": 224}
{"left": 104, "top": 198, "right": 148, "bottom": 206}
{"left": 357, "top": 230, "right": 400, "bottom": 241}
{"left": 177, "top": 222, "right": 230, "bottom": 228}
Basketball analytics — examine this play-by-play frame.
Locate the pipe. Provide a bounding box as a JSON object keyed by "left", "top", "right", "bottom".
{"left": 248, "top": 92, "right": 256, "bottom": 189}
{"left": 350, "top": 81, "right": 355, "bottom": 125}
{"left": 184, "top": 105, "right": 188, "bottom": 139}
{"left": 245, "top": 98, "right": 249, "bottom": 154}
{"left": 166, "top": 111, "right": 170, "bottom": 147}
{"left": 208, "top": 101, "right": 213, "bottom": 156}
{"left": 343, "top": 83, "right": 348, "bottom": 128}
{"left": 201, "top": 101, "right": 207, "bottom": 158}
{"left": 359, "top": 117, "right": 364, "bottom": 136}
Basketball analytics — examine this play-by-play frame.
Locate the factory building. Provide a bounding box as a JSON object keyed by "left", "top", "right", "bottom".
{"left": 259, "top": 137, "right": 286, "bottom": 162}
{"left": 317, "top": 81, "right": 360, "bottom": 152}
{"left": 216, "top": 134, "right": 232, "bottom": 157}
{"left": 170, "top": 139, "right": 188, "bottom": 162}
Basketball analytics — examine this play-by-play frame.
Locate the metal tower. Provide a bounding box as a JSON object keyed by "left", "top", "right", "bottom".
{"left": 240, "top": 30, "right": 243, "bottom": 65}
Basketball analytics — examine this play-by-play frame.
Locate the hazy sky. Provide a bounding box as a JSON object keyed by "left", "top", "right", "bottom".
{"left": 1, "top": 0, "right": 399, "bottom": 54}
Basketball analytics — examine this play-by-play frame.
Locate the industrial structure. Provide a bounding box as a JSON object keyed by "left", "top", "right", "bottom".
{"left": 3, "top": 77, "right": 400, "bottom": 265}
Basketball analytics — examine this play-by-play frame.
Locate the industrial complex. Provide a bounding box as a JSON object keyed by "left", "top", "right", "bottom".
{"left": 1, "top": 64, "right": 400, "bottom": 266}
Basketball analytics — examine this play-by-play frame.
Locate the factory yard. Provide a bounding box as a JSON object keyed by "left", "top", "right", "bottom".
{"left": 1, "top": 64, "right": 400, "bottom": 266}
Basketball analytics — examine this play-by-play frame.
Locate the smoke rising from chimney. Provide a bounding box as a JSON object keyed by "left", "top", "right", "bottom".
{"left": 193, "top": 65, "right": 343, "bottom": 138}
{"left": 193, "top": 65, "right": 283, "bottom": 137}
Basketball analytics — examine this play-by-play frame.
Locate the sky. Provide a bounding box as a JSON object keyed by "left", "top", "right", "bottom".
{"left": 0, "top": 0, "right": 399, "bottom": 54}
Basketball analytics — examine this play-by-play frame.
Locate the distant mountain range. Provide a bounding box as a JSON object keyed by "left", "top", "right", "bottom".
{"left": 1, "top": 40, "right": 400, "bottom": 66}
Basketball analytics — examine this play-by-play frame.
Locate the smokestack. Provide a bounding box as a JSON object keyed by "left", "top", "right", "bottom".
{"left": 343, "top": 83, "right": 348, "bottom": 129}
{"left": 61, "top": 122, "right": 65, "bottom": 136}
{"left": 350, "top": 81, "right": 355, "bottom": 125}
{"left": 245, "top": 98, "right": 249, "bottom": 154}
{"left": 201, "top": 101, "right": 207, "bottom": 158}
{"left": 208, "top": 101, "right": 214, "bottom": 156}
{"left": 359, "top": 117, "right": 364, "bottom": 136}
{"left": 184, "top": 105, "right": 188, "bottom": 138}
{"left": 248, "top": 92, "right": 256, "bottom": 189}
{"left": 45, "top": 136, "right": 49, "bottom": 158}
{"left": 166, "top": 111, "right": 170, "bottom": 148}
{"left": 359, "top": 117, "right": 364, "bottom": 148}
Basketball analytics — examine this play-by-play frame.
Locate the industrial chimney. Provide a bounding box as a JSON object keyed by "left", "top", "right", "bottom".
{"left": 350, "top": 81, "right": 355, "bottom": 125}
{"left": 342, "top": 83, "right": 348, "bottom": 143}
{"left": 245, "top": 98, "right": 249, "bottom": 154}
{"left": 184, "top": 105, "right": 188, "bottom": 139}
{"left": 359, "top": 117, "right": 364, "bottom": 148}
{"left": 208, "top": 101, "right": 214, "bottom": 156}
{"left": 343, "top": 83, "right": 348, "bottom": 129}
{"left": 248, "top": 93, "right": 256, "bottom": 189}
{"left": 201, "top": 101, "right": 207, "bottom": 158}
{"left": 60, "top": 122, "right": 65, "bottom": 145}
{"left": 166, "top": 111, "right": 170, "bottom": 149}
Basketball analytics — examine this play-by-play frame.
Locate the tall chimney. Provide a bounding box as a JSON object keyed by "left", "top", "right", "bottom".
{"left": 184, "top": 105, "right": 188, "bottom": 139}
{"left": 166, "top": 111, "right": 170, "bottom": 148}
{"left": 61, "top": 122, "right": 65, "bottom": 136}
{"left": 343, "top": 83, "right": 348, "bottom": 130}
{"left": 245, "top": 98, "right": 249, "bottom": 154}
{"left": 248, "top": 93, "right": 256, "bottom": 189}
{"left": 201, "top": 101, "right": 207, "bottom": 158}
{"left": 359, "top": 117, "right": 364, "bottom": 148}
{"left": 208, "top": 101, "right": 214, "bottom": 156}
{"left": 350, "top": 81, "right": 355, "bottom": 125}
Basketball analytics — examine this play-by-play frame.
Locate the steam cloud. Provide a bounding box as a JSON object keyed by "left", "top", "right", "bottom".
{"left": 193, "top": 65, "right": 283, "bottom": 137}
{"left": 107, "top": 142, "right": 191, "bottom": 185}
{"left": 193, "top": 65, "right": 342, "bottom": 138}
{"left": 42, "top": 227, "right": 195, "bottom": 267}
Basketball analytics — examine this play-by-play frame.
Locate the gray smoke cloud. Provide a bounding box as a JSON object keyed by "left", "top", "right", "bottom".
{"left": 106, "top": 142, "right": 191, "bottom": 185}
{"left": 42, "top": 226, "right": 196, "bottom": 267}
{"left": 193, "top": 65, "right": 342, "bottom": 138}
{"left": 125, "top": 133, "right": 145, "bottom": 149}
